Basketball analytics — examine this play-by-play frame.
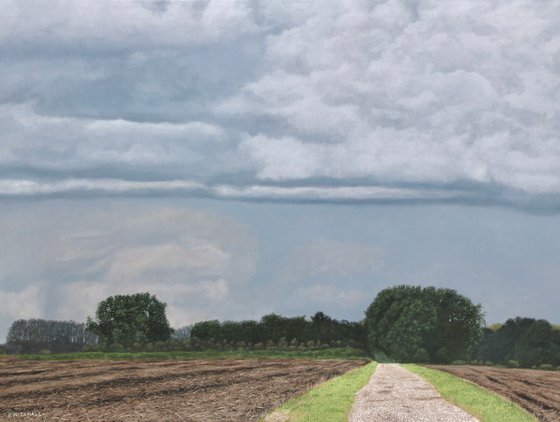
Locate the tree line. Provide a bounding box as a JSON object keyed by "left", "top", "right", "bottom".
{"left": 5, "top": 319, "right": 98, "bottom": 354}
{"left": 2, "top": 287, "right": 559, "bottom": 369}
{"left": 189, "top": 311, "right": 366, "bottom": 350}
{"left": 474, "top": 317, "right": 560, "bottom": 368}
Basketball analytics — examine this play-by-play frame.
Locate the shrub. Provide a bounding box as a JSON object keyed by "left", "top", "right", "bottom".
{"left": 507, "top": 360, "right": 519, "bottom": 368}
{"left": 539, "top": 363, "right": 554, "bottom": 370}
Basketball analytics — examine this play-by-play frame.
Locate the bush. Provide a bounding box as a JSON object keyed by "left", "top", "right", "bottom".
{"left": 507, "top": 360, "right": 519, "bottom": 368}
{"left": 539, "top": 364, "right": 554, "bottom": 370}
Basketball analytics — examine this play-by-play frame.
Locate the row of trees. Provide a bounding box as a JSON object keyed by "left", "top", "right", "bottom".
{"left": 475, "top": 317, "right": 560, "bottom": 368}
{"left": 3, "top": 294, "right": 366, "bottom": 353}
{"left": 189, "top": 312, "right": 366, "bottom": 349}
{"left": 6, "top": 319, "right": 98, "bottom": 354}
{"left": 3, "top": 288, "right": 559, "bottom": 368}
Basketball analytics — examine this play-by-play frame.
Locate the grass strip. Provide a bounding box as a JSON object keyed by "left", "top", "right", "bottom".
{"left": 264, "top": 361, "right": 377, "bottom": 422}
{"left": 15, "top": 348, "right": 370, "bottom": 361}
{"left": 405, "top": 365, "right": 537, "bottom": 422}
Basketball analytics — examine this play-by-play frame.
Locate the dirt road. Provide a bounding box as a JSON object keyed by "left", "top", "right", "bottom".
{"left": 350, "top": 363, "right": 478, "bottom": 422}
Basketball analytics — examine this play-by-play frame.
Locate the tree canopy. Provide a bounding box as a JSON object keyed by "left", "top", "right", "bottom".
{"left": 87, "top": 292, "right": 173, "bottom": 347}
{"left": 365, "top": 285, "right": 484, "bottom": 363}
{"left": 190, "top": 312, "right": 366, "bottom": 349}
{"left": 476, "top": 317, "right": 560, "bottom": 367}
{"left": 6, "top": 319, "right": 97, "bottom": 353}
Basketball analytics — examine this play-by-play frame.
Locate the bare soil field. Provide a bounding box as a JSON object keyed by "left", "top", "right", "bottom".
{"left": 429, "top": 365, "right": 560, "bottom": 421}
{"left": 0, "top": 357, "right": 364, "bottom": 421}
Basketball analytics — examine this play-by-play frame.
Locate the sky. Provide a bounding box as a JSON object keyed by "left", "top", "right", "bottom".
{"left": 1, "top": 0, "right": 560, "bottom": 340}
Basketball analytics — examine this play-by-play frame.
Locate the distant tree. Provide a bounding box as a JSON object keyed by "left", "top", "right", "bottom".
{"left": 5, "top": 319, "right": 97, "bottom": 353}
{"left": 87, "top": 293, "right": 173, "bottom": 347}
{"left": 238, "top": 320, "right": 262, "bottom": 344}
{"left": 189, "top": 312, "right": 366, "bottom": 350}
{"left": 190, "top": 320, "right": 222, "bottom": 341}
{"left": 365, "top": 285, "right": 484, "bottom": 363}
{"left": 260, "top": 313, "right": 307, "bottom": 342}
{"left": 476, "top": 317, "right": 560, "bottom": 367}
{"left": 171, "top": 325, "right": 192, "bottom": 340}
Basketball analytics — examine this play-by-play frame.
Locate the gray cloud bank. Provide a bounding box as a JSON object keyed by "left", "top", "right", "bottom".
{"left": 1, "top": 0, "right": 560, "bottom": 207}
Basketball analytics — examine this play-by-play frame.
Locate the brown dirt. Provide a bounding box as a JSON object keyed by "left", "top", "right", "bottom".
{"left": 0, "top": 358, "right": 365, "bottom": 421}
{"left": 427, "top": 365, "right": 560, "bottom": 422}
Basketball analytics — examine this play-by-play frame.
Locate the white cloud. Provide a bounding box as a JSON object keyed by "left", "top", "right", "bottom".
{"left": 0, "top": 177, "right": 470, "bottom": 202}
{"left": 230, "top": 0, "right": 560, "bottom": 196}
{"left": 1, "top": 0, "right": 258, "bottom": 47}
{"left": 0, "top": 178, "right": 204, "bottom": 196}
{"left": 0, "top": 286, "right": 43, "bottom": 328}
{"left": 0, "top": 103, "right": 228, "bottom": 171}
{"left": 1, "top": 0, "right": 560, "bottom": 204}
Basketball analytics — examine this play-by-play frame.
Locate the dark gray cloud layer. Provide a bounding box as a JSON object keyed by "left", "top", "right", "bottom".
{"left": 1, "top": 0, "right": 560, "bottom": 207}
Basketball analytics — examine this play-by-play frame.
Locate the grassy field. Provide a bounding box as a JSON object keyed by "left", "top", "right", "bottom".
{"left": 14, "top": 347, "right": 370, "bottom": 361}
{"left": 405, "top": 365, "right": 537, "bottom": 422}
{"left": 264, "top": 361, "right": 377, "bottom": 422}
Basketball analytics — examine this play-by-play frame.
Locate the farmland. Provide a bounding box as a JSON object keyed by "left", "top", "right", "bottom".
{"left": 429, "top": 365, "right": 560, "bottom": 422}
{"left": 0, "top": 357, "right": 366, "bottom": 421}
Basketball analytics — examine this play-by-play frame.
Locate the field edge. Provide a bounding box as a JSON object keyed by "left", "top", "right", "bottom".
{"left": 13, "top": 348, "right": 370, "bottom": 361}
{"left": 263, "top": 361, "right": 377, "bottom": 422}
{"left": 405, "top": 364, "right": 537, "bottom": 422}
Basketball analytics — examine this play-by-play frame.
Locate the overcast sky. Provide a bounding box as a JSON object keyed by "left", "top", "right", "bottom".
{"left": 1, "top": 0, "right": 560, "bottom": 340}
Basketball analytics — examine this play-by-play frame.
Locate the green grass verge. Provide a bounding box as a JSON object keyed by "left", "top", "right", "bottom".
{"left": 264, "top": 361, "right": 377, "bottom": 422}
{"left": 15, "top": 347, "right": 370, "bottom": 361}
{"left": 405, "top": 365, "right": 537, "bottom": 422}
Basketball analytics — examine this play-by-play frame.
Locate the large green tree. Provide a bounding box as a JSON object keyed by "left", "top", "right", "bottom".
{"left": 87, "top": 293, "right": 173, "bottom": 347}
{"left": 365, "top": 285, "right": 484, "bottom": 363}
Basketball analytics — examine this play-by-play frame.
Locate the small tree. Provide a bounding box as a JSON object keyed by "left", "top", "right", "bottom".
{"left": 87, "top": 293, "right": 173, "bottom": 347}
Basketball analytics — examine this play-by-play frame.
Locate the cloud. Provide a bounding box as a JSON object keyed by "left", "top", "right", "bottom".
{"left": 0, "top": 202, "right": 258, "bottom": 340}
{"left": 0, "top": 103, "right": 230, "bottom": 174}
{"left": 1, "top": 0, "right": 560, "bottom": 207}
{"left": 0, "top": 0, "right": 258, "bottom": 49}
{"left": 230, "top": 0, "right": 560, "bottom": 197}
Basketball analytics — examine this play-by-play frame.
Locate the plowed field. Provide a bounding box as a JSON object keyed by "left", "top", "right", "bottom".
{"left": 429, "top": 365, "right": 560, "bottom": 421}
{"left": 0, "top": 358, "right": 365, "bottom": 421}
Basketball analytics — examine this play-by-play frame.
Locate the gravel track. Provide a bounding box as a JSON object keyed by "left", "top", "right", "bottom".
{"left": 350, "top": 363, "right": 479, "bottom": 422}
